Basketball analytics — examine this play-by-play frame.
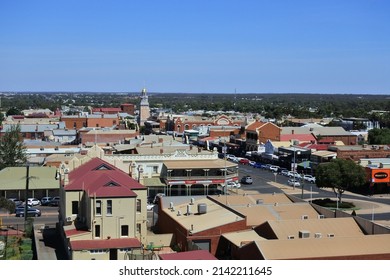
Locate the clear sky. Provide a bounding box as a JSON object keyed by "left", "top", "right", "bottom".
{"left": 1, "top": 0, "right": 389, "bottom": 94}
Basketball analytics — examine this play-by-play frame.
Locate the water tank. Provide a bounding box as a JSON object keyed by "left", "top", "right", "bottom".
{"left": 197, "top": 203, "right": 207, "bottom": 214}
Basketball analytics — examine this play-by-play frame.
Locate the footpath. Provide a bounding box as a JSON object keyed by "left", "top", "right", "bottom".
{"left": 268, "top": 181, "right": 390, "bottom": 228}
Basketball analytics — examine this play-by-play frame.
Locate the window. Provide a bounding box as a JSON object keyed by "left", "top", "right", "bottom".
{"left": 107, "top": 200, "right": 112, "bottom": 215}
{"left": 121, "top": 225, "right": 129, "bottom": 236}
{"left": 136, "top": 223, "right": 141, "bottom": 234}
{"left": 72, "top": 201, "right": 79, "bottom": 215}
{"left": 136, "top": 199, "right": 141, "bottom": 212}
{"left": 96, "top": 200, "right": 102, "bottom": 215}
{"left": 153, "top": 166, "right": 158, "bottom": 173}
{"left": 73, "top": 122, "right": 77, "bottom": 128}
{"left": 95, "top": 225, "right": 100, "bottom": 238}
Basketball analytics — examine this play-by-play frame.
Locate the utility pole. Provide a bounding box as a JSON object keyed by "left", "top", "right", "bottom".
{"left": 24, "top": 165, "right": 30, "bottom": 223}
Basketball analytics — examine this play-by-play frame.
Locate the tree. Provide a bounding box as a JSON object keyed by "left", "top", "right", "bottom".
{"left": 315, "top": 159, "right": 366, "bottom": 203}
{"left": 0, "top": 125, "right": 27, "bottom": 170}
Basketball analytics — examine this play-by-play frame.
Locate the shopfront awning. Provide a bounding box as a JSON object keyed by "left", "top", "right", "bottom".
{"left": 143, "top": 178, "right": 166, "bottom": 187}
{"left": 298, "top": 161, "right": 311, "bottom": 168}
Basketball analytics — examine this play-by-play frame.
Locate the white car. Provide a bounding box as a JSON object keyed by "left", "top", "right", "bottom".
{"left": 147, "top": 203, "right": 155, "bottom": 211}
{"left": 287, "top": 171, "right": 302, "bottom": 179}
{"left": 27, "top": 198, "right": 41, "bottom": 206}
{"left": 226, "top": 154, "right": 237, "bottom": 161}
{"left": 303, "top": 175, "right": 316, "bottom": 183}
{"left": 226, "top": 181, "right": 241, "bottom": 189}
{"left": 288, "top": 179, "right": 301, "bottom": 187}
{"left": 269, "top": 165, "right": 279, "bottom": 172}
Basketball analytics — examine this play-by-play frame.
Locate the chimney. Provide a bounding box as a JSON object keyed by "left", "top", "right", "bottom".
{"left": 159, "top": 137, "right": 163, "bottom": 143}
{"left": 160, "top": 148, "right": 163, "bottom": 154}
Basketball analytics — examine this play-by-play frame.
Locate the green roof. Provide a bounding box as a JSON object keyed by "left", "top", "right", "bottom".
{"left": 0, "top": 166, "right": 59, "bottom": 191}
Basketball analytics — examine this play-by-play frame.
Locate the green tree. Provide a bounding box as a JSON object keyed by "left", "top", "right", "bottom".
{"left": 368, "top": 128, "right": 390, "bottom": 144}
{"left": 315, "top": 159, "right": 366, "bottom": 203}
{"left": 6, "top": 107, "right": 22, "bottom": 116}
{"left": 0, "top": 125, "right": 27, "bottom": 170}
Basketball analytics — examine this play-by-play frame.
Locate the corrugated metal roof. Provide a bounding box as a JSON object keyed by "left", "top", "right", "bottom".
{"left": 160, "top": 196, "right": 245, "bottom": 234}
{"left": 164, "top": 159, "right": 237, "bottom": 169}
{"left": 0, "top": 166, "right": 58, "bottom": 190}
{"left": 266, "top": 217, "right": 364, "bottom": 240}
{"left": 158, "top": 250, "right": 218, "bottom": 260}
{"left": 252, "top": 234, "right": 390, "bottom": 259}
{"left": 222, "top": 230, "right": 266, "bottom": 247}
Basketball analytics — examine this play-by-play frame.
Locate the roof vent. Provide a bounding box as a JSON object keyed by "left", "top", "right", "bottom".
{"left": 190, "top": 198, "right": 195, "bottom": 205}
{"left": 169, "top": 202, "right": 174, "bottom": 209}
{"left": 177, "top": 210, "right": 181, "bottom": 216}
{"left": 186, "top": 204, "right": 192, "bottom": 215}
{"left": 256, "top": 199, "right": 263, "bottom": 204}
{"left": 301, "top": 215, "right": 309, "bottom": 220}
{"left": 327, "top": 233, "right": 335, "bottom": 238}
{"left": 287, "top": 235, "right": 295, "bottom": 240}
{"left": 314, "top": 233, "right": 322, "bottom": 238}
{"left": 318, "top": 214, "right": 325, "bottom": 219}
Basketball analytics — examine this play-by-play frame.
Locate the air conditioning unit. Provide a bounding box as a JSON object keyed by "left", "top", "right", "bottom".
{"left": 301, "top": 215, "right": 308, "bottom": 220}
{"left": 299, "top": 230, "right": 310, "bottom": 238}
{"left": 318, "top": 215, "right": 325, "bottom": 219}
{"left": 287, "top": 235, "right": 295, "bottom": 240}
{"left": 314, "top": 233, "right": 322, "bottom": 238}
{"left": 327, "top": 233, "right": 335, "bottom": 238}
{"left": 66, "top": 216, "right": 72, "bottom": 222}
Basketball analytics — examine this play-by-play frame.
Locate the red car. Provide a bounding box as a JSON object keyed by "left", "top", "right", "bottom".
{"left": 239, "top": 158, "right": 250, "bottom": 165}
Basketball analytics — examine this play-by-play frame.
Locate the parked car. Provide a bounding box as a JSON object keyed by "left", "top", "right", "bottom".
{"left": 48, "top": 196, "right": 60, "bottom": 206}
{"left": 241, "top": 175, "right": 253, "bottom": 184}
{"left": 287, "top": 171, "right": 302, "bottom": 179}
{"left": 253, "top": 162, "right": 263, "bottom": 168}
{"left": 278, "top": 168, "right": 288, "bottom": 175}
{"left": 41, "top": 197, "right": 53, "bottom": 206}
{"left": 226, "top": 154, "right": 237, "bottom": 161}
{"left": 15, "top": 207, "right": 41, "bottom": 217}
{"left": 269, "top": 165, "right": 279, "bottom": 172}
{"left": 249, "top": 160, "right": 256, "bottom": 167}
{"left": 288, "top": 179, "right": 301, "bottom": 188}
{"left": 280, "top": 169, "right": 289, "bottom": 176}
{"left": 27, "top": 198, "right": 41, "bottom": 206}
{"left": 15, "top": 205, "right": 32, "bottom": 213}
{"left": 262, "top": 164, "right": 272, "bottom": 170}
{"left": 239, "top": 158, "right": 250, "bottom": 165}
{"left": 226, "top": 181, "right": 241, "bottom": 189}
{"left": 303, "top": 175, "right": 316, "bottom": 183}
{"left": 8, "top": 198, "right": 23, "bottom": 206}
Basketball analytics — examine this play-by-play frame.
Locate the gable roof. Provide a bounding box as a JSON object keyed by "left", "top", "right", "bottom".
{"left": 65, "top": 158, "right": 145, "bottom": 198}
{"left": 280, "top": 134, "right": 316, "bottom": 142}
{"left": 246, "top": 121, "right": 266, "bottom": 131}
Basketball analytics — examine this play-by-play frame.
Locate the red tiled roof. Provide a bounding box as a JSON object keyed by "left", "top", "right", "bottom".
{"left": 92, "top": 108, "right": 121, "bottom": 112}
{"left": 65, "top": 228, "right": 90, "bottom": 238}
{"left": 158, "top": 250, "right": 218, "bottom": 260}
{"left": 246, "top": 121, "right": 266, "bottom": 131}
{"left": 301, "top": 144, "right": 330, "bottom": 151}
{"left": 280, "top": 134, "right": 316, "bottom": 142}
{"left": 70, "top": 238, "right": 141, "bottom": 250}
{"left": 65, "top": 158, "right": 146, "bottom": 197}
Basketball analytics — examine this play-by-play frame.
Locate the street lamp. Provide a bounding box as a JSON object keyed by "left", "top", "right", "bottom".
{"left": 292, "top": 146, "right": 301, "bottom": 182}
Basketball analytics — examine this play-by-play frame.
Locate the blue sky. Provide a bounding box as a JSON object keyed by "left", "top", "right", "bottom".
{"left": 1, "top": 0, "right": 389, "bottom": 94}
